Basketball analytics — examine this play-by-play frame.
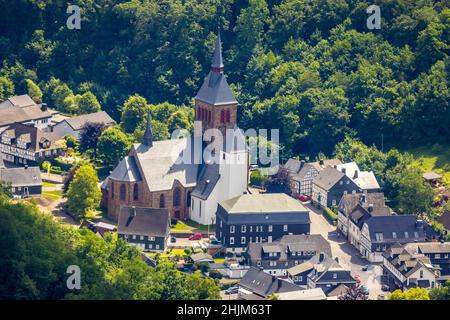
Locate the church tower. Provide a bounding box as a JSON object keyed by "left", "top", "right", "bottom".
{"left": 194, "top": 31, "right": 238, "bottom": 136}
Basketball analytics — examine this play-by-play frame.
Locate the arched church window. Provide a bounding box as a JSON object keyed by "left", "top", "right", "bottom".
{"left": 111, "top": 182, "right": 114, "bottom": 199}
{"left": 220, "top": 110, "right": 225, "bottom": 123}
{"left": 159, "top": 194, "right": 165, "bottom": 208}
{"left": 187, "top": 191, "right": 191, "bottom": 207}
{"left": 208, "top": 110, "right": 211, "bottom": 122}
{"left": 173, "top": 188, "right": 181, "bottom": 207}
{"left": 120, "top": 184, "right": 126, "bottom": 201}
{"left": 133, "top": 184, "right": 139, "bottom": 201}
{"left": 226, "top": 110, "right": 230, "bottom": 123}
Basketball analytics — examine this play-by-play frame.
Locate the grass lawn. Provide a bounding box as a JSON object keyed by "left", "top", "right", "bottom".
{"left": 172, "top": 221, "right": 193, "bottom": 231}
{"left": 43, "top": 181, "right": 57, "bottom": 188}
{"left": 214, "top": 258, "right": 225, "bottom": 264}
{"left": 405, "top": 143, "right": 450, "bottom": 186}
{"left": 185, "top": 219, "right": 216, "bottom": 232}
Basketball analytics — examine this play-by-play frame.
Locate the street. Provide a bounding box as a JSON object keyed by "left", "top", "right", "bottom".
{"left": 306, "top": 203, "right": 384, "bottom": 300}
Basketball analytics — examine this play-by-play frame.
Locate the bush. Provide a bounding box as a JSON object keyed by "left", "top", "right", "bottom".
{"left": 209, "top": 270, "right": 223, "bottom": 280}
{"left": 250, "top": 170, "right": 266, "bottom": 187}
{"left": 323, "top": 207, "right": 337, "bottom": 225}
{"left": 64, "top": 135, "right": 77, "bottom": 149}
{"left": 221, "top": 280, "right": 239, "bottom": 290}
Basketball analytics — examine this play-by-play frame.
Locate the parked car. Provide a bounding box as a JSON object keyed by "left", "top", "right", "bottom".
{"left": 225, "top": 286, "right": 239, "bottom": 295}
{"left": 361, "top": 285, "right": 370, "bottom": 295}
{"left": 189, "top": 232, "right": 203, "bottom": 241}
{"left": 298, "top": 194, "right": 311, "bottom": 202}
{"left": 381, "top": 285, "right": 390, "bottom": 292}
{"left": 170, "top": 236, "right": 177, "bottom": 243}
{"left": 377, "top": 293, "right": 386, "bottom": 300}
{"left": 362, "top": 264, "right": 370, "bottom": 271}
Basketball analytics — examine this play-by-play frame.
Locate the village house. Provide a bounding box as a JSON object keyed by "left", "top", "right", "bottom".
{"left": 52, "top": 110, "right": 115, "bottom": 140}
{"left": 0, "top": 166, "right": 42, "bottom": 197}
{"left": 382, "top": 243, "right": 439, "bottom": 290}
{"left": 0, "top": 95, "right": 52, "bottom": 132}
{"left": 335, "top": 162, "right": 380, "bottom": 192}
{"left": 283, "top": 158, "right": 342, "bottom": 197}
{"left": 0, "top": 122, "right": 63, "bottom": 166}
{"left": 117, "top": 206, "right": 170, "bottom": 252}
{"left": 311, "top": 167, "right": 361, "bottom": 209}
{"left": 101, "top": 32, "right": 248, "bottom": 224}
{"left": 238, "top": 266, "right": 301, "bottom": 300}
{"left": 337, "top": 192, "right": 391, "bottom": 249}
{"left": 244, "top": 234, "right": 331, "bottom": 277}
{"left": 359, "top": 216, "right": 429, "bottom": 262}
{"left": 216, "top": 194, "right": 311, "bottom": 253}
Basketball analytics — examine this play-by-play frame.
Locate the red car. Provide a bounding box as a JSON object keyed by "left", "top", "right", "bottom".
{"left": 354, "top": 274, "right": 362, "bottom": 283}
{"left": 188, "top": 232, "right": 203, "bottom": 241}
{"left": 298, "top": 194, "right": 311, "bottom": 202}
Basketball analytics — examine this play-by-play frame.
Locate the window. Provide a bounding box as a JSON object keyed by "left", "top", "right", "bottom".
{"left": 173, "top": 188, "right": 181, "bottom": 207}
{"left": 435, "top": 254, "right": 441, "bottom": 259}
{"left": 186, "top": 191, "right": 191, "bottom": 207}
{"left": 404, "top": 232, "right": 409, "bottom": 238}
{"left": 159, "top": 194, "right": 165, "bottom": 208}
{"left": 420, "top": 270, "right": 424, "bottom": 278}
{"left": 111, "top": 183, "right": 115, "bottom": 199}
{"left": 230, "top": 237, "right": 235, "bottom": 245}
{"left": 140, "top": 235, "right": 144, "bottom": 240}
{"left": 133, "top": 184, "right": 139, "bottom": 200}
{"left": 257, "top": 261, "right": 261, "bottom": 266}
{"left": 283, "top": 225, "right": 288, "bottom": 232}
{"left": 414, "top": 232, "right": 419, "bottom": 238}
{"left": 333, "top": 273, "right": 337, "bottom": 279}
{"left": 226, "top": 110, "right": 230, "bottom": 123}
{"left": 269, "top": 261, "right": 276, "bottom": 267}
{"left": 120, "top": 184, "right": 126, "bottom": 201}
{"left": 132, "top": 235, "right": 136, "bottom": 240}
{"left": 250, "top": 226, "right": 253, "bottom": 232}
{"left": 339, "top": 181, "right": 343, "bottom": 185}
{"left": 241, "top": 237, "right": 246, "bottom": 245}
{"left": 268, "top": 225, "right": 273, "bottom": 232}
{"left": 156, "top": 245, "right": 159, "bottom": 250}
{"left": 332, "top": 200, "right": 336, "bottom": 206}
{"left": 392, "top": 232, "right": 397, "bottom": 239}
{"left": 375, "top": 233, "right": 383, "bottom": 241}
{"left": 241, "top": 225, "right": 246, "bottom": 233}
{"left": 220, "top": 110, "right": 225, "bottom": 123}
{"left": 230, "top": 225, "right": 235, "bottom": 233}
{"left": 220, "top": 220, "right": 223, "bottom": 228}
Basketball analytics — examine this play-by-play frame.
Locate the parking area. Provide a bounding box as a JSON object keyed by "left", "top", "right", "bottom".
{"left": 306, "top": 203, "right": 384, "bottom": 299}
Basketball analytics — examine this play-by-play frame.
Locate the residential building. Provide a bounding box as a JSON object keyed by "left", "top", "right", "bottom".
{"left": 0, "top": 166, "right": 42, "bottom": 197}
{"left": 0, "top": 95, "right": 52, "bottom": 132}
{"left": 276, "top": 288, "right": 327, "bottom": 300}
{"left": 102, "top": 32, "right": 248, "bottom": 224}
{"left": 359, "top": 216, "right": 428, "bottom": 262}
{"left": 283, "top": 158, "right": 342, "bottom": 197}
{"left": 382, "top": 243, "right": 439, "bottom": 290}
{"left": 404, "top": 242, "right": 450, "bottom": 282}
{"left": 245, "top": 234, "right": 331, "bottom": 277}
{"left": 216, "top": 194, "right": 311, "bottom": 253}
{"left": 337, "top": 193, "right": 391, "bottom": 248}
{"left": 117, "top": 206, "right": 170, "bottom": 252}
{"left": 311, "top": 167, "right": 361, "bottom": 209}
{"left": 304, "top": 252, "right": 357, "bottom": 296}
{"left": 0, "top": 123, "right": 63, "bottom": 166}
{"left": 335, "top": 162, "right": 380, "bottom": 192}
{"left": 238, "top": 266, "right": 301, "bottom": 300}
{"left": 52, "top": 111, "right": 115, "bottom": 140}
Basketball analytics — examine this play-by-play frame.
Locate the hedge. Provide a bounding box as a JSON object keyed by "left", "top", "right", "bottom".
{"left": 323, "top": 207, "right": 337, "bottom": 225}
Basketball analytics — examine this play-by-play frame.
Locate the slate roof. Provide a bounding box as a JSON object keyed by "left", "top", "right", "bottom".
{"left": 310, "top": 159, "right": 342, "bottom": 172}
{"left": 364, "top": 216, "right": 427, "bottom": 243}
{"left": 191, "top": 163, "right": 220, "bottom": 200}
{"left": 312, "top": 167, "right": 346, "bottom": 191}
{"left": 0, "top": 166, "right": 42, "bottom": 187}
{"left": 0, "top": 104, "right": 52, "bottom": 127}
{"left": 63, "top": 111, "right": 115, "bottom": 130}
{"left": 1, "top": 123, "right": 61, "bottom": 152}
{"left": 239, "top": 267, "right": 300, "bottom": 297}
{"left": 0, "top": 94, "right": 35, "bottom": 108}
{"left": 423, "top": 172, "right": 442, "bottom": 181}
{"left": 339, "top": 193, "right": 389, "bottom": 216}
{"left": 284, "top": 158, "right": 342, "bottom": 182}
{"left": 277, "top": 288, "right": 327, "bottom": 300}
{"left": 132, "top": 138, "right": 199, "bottom": 192}
{"left": 195, "top": 33, "right": 237, "bottom": 106}
{"left": 220, "top": 193, "right": 308, "bottom": 214}
{"left": 109, "top": 155, "right": 142, "bottom": 182}
{"left": 118, "top": 206, "right": 170, "bottom": 237}
{"left": 190, "top": 252, "right": 213, "bottom": 263}
{"left": 436, "top": 211, "right": 450, "bottom": 230}
{"left": 336, "top": 162, "right": 380, "bottom": 190}
{"left": 405, "top": 242, "right": 450, "bottom": 254}
{"left": 246, "top": 234, "right": 332, "bottom": 267}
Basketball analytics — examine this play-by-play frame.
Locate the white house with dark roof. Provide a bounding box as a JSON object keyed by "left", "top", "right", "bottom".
{"left": 335, "top": 162, "right": 380, "bottom": 192}
{"left": 52, "top": 110, "right": 115, "bottom": 140}
{"left": 0, "top": 166, "right": 42, "bottom": 197}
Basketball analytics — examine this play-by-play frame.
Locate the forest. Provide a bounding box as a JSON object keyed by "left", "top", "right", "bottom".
{"left": 0, "top": 0, "right": 448, "bottom": 160}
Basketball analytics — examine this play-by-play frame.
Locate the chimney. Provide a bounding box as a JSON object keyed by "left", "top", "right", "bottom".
{"left": 335, "top": 257, "right": 339, "bottom": 263}
{"left": 41, "top": 103, "right": 48, "bottom": 111}
{"left": 319, "top": 159, "right": 324, "bottom": 166}
{"left": 416, "top": 220, "right": 424, "bottom": 230}
{"left": 368, "top": 204, "right": 374, "bottom": 213}
{"left": 341, "top": 168, "right": 346, "bottom": 174}
{"left": 333, "top": 165, "right": 337, "bottom": 169}
{"left": 24, "top": 165, "right": 28, "bottom": 170}
{"left": 360, "top": 194, "right": 366, "bottom": 204}
{"left": 319, "top": 252, "right": 325, "bottom": 263}
{"left": 353, "top": 170, "right": 358, "bottom": 179}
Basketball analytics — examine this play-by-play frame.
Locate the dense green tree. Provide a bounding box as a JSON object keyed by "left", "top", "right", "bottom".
{"left": 79, "top": 122, "right": 108, "bottom": 162}
{"left": 97, "top": 127, "right": 132, "bottom": 166}
{"left": 389, "top": 288, "right": 430, "bottom": 300}
{"left": 67, "top": 164, "right": 101, "bottom": 219}
{"left": 121, "top": 95, "right": 150, "bottom": 133}
{"left": 0, "top": 76, "right": 14, "bottom": 101}
{"left": 77, "top": 91, "right": 101, "bottom": 114}
{"left": 429, "top": 280, "right": 450, "bottom": 300}
{"left": 25, "top": 79, "right": 42, "bottom": 103}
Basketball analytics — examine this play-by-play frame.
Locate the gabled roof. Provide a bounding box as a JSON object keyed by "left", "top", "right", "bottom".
{"left": 336, "top": 162, "right": 380, "bottom": 190}
{"left": 118, "top": 206, "right": 170, "bottom": 237}
{"left": 1, "top": 123, "right": 61, "bottom": 152}
{"left": 436, "top": 211, "right": 450, "bottom": 230}
{"left": 339, "top": 192, "right": 389, "bottom": 216}
{"left": 0, "top": 166, "right": 42, "bottom": 187}
{"left": 312, "top": 167, "right": 346, "bottom": 191}
{"left": 0, "top": 94, "right": 35, "bottom": 108}
{"left": 364, "top": 216, "right": 427, "bottom": 243}
{"left": 191, "top": 163, "right": 220, "bottom": 200}
{"left": 239, "top": 267, "right": 300, "bottom": 297}
{"left": 422, "top": 172, "right": 442, "bottom": 181}
{"left": 109, "top": 156, "right": 142, "bottom": 182}
{"left": 63, "top": 111, "right": 115, "bottom": 130}
{"left": 0, "top": 104, "right": 52, "bottom": 127}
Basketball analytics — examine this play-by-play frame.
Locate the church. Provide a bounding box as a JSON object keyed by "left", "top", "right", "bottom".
{"left": 102, "top": 32, "right": 249, "bottom": 225}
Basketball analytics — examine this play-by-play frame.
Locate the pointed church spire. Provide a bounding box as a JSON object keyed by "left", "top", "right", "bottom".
{"left": 211, "top": 30, "right": 224, "bottom": 73}
{"left": 143, "top": 112, "right": 153, "bottom": 147}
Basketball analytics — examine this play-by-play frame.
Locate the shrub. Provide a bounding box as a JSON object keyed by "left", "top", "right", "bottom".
{"left": 323, "top": 207, "right": 337, "bottom": 225}
{"left": 64, "top": 135, "right": 77, "bottom": 149}
{"left": 209, "top": 270, "right": 223, "bottom": 280}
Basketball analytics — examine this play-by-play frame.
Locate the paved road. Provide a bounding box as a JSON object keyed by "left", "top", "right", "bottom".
{"left": 306, "top": 203, "right": 383, "bottom": 299}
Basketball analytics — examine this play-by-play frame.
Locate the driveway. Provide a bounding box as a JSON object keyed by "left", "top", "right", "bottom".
{"left": 306, "top": 203, "right": 383, "bottom": 299}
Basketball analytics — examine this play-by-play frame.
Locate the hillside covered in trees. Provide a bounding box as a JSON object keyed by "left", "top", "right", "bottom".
{"left": 0, "top": 0, "right": 448, "bottom": 160}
